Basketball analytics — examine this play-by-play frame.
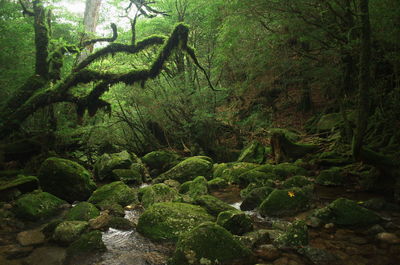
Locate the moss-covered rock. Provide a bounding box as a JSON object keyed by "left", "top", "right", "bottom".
{"left": 240, "top": 186, "right": 274, "bottom": 211}
{"left": 137, "top": 202, "right": 214, "bottom": 242}
{"left": 272, "top": 163, "right": 308, "bottom": 179}
{"left": 207, "top": 177, "right": 228, "bottom": 191}
{"left": 13, "top": 191, "right": 66, "bottom": 221}
{"left": 141, "top": 150, "right": 181, "bottom": 171}
{"left": 259, "top": 187, "right": 312, "bottom": 217}
{"left": 312, "top": 198, "right": 381, "bottom": 226}
{"left": 53, "top": 221, "right": 88, "bottom": 245}
{"left": 179, "top": 176, "right": 208, "bottom": 198}
{"left": 155, "top": 157, "right": 213, "bottom": 183}
{"left": 217, "top": 210, "right": 253, "bottom": 235}
{"left": 169, "top": 222, "right": 253, "bottom": 265}
{"left": 217, "top": 162, "right": 259, "bottom": 183}
{"left": 317, "top": 113, "right": 343, "bottom": 132}
{"left": 237, "top": 141, "right": 266, "bottom": 164}
{"left": 316, "top": 167, "right": 346, "bottom": 186}
{"left": 140, "top": 183, "right": 182, "bottom": 208}
{"left": 282, "top": 175, "right": 313, "bottom": 188}
{"left": 94, "top": 151, "right": 133, "bottom": 181}
{"left": 274, "top": 220, "right": 308, "bottom": 248}
{"left": 212, "top": 163, "right": 229, "bottom": 179}
{"left": 235, "top": 169, "right": 277, "bottom": 187}
{"left": 193, "top": 195, "right": 236, "bottom": 216}
{"left": 66, "top": 231, "right": 106, "bottom": 260}
{"left": 38, "top": 157, "right": 96, "bottom": 203}
{"left": 0, "top": 175, "right": 38, "bottom": 195}
{"left": 65, "top": 202, "right": 100, "bottom": 221}
{"left": 111, "top": 169, "right": 143, "bottom": 185}
{"left": 88, "top": 181, "right": 138, "bottom": 209}
{"left": 108, "top": 216, "right": 134, "bottom": 230}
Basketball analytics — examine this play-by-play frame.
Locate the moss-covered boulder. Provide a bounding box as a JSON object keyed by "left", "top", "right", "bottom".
{"left": 316, "top": 167, "right": 346, "bottom": 186}
{"left": 213, "top": 163, "right": 229, "bottom": 179}
{"left": 169, "top": 222, "right": 253, "bottom": 265}
{"left": 259, "top": 187, "right": 312, "bottom": 217}
{"left": 155, "top": 157, "right": 213, "bottom": 183}
{"left": 38, "top": 157, "right": 96, "bottom": 203}
{"left": 111, "top": 169, "right": 143, "bottom": 185}
{"left": 237, "top": 141, "right": 266, "bottom": 164}
{"left": 53, "top": 221, "right": 88, "bottom": 245}
{"left": 179, "top": 176, "right": 208, "bottom": 198}
{"left": 207, "top": 177, "right": 228, "bottom": 191}
{"left": 216, "top": 162, "right": 259, "bottom": 183}
{"left": 193, "top": 195, "right": 236, "bottom": 216}
{"left": 139, "top": 183, "right": 182, "bottom": 208}
{"left": 137, "top": 202, "right": 214, "bottom": 242}
{"left": 272, "top": 163, "right": 308, "bottom": 179}
{"left": 65, "top": 202, "right": 100, "bottom": 221}
{"left": 240, "top": 186, "right": 274, "bottom": 211}
{"left": 0, "top": 175, "right": 39, "bottom": 197}
{"left": 282, "top": 175, "right": 313, "bottom": 188}
{"left": 274, "top": 220, "right": 308, "bottom": 248}
{"left": 88, "top": 181, "right": 138, "bottom": 209}
{"left": 108, "top": 216, "right": 134, "bottom": 230}
{"left": 66, "top": 231, "right": 106, "bottom": 261}
{"left": 317, "top": 113, "right": 343, "bottom": 132}
{"left": 141, "top": 150, "right": 181, "bottom": 171}
{"left": 312, "top": 198, "right": 381, "bottom": 226}
{"left": 13, "top": 191, "right": 66, "bottom": 221}
{"left": 94, "top": 151, "right": 133, "bottom": 181}
{"left": 217, "top": 210, "right": 253, "bottom": 235}
{"left": 235, "top": 169, "right": 277, "bottom": 187}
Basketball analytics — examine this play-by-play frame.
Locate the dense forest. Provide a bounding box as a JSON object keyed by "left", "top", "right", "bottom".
{"left": 0, "top": 0, "right": 399, "bottom": 264}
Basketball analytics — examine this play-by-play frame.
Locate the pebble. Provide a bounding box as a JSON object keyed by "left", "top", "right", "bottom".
{"left": 17, "top": 229, "right": 45, "bottom": 246}
{"left": 376, "top": 232, "right": 400, "bottom": 244}
{"left": 324, "top": 223, "right": 335, "bottom": 230}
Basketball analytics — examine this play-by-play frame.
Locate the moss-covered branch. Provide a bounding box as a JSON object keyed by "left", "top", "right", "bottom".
{"left": 33, "top": 0, "right": 50, "bottom": 78}
{"left": 81, "top": 23, "right": 118, "bottom": 48}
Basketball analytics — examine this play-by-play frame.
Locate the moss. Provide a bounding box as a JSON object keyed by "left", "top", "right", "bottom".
{"left": 179, "top": 176, "right": 208, "bottom": 198}
{"left": 282, "top": 175, "right": 313, "bottom": 188}
{"left": 317, "top": 113, "right": 344, "bottom": 132}
{"left": 193, "top": 195, "right": 235, "bottom": 216}
{"left": 274, "top": 220, "right": 308, "bottom": 248}
{"left": 316, "top": 167, "right": 346, "bottom": 186}
{"left": 237, "top": 141, "right": 266, "bottom": 164}
{"left": 141, "top": 150, "right": 181, "bottom": 171}
{"left": 218, "top": 162, "right": 259, "bottom": 183}
{"left": 217, "top": 210, "right": 253, "bottom": 235}
{"left": 88, "top": 181, "right": 138, "bottom": 208}
{"left": 207, "top": 177, "right": 228, "bottom": 191}
{"left": 240, "top": 186, "right": 274, "bottom": 211}
{"left": 53, "top": 221, "right": 89, "bottom": 245}
{"left": 38, "top": 157, "right": 96, "bottom": 203}
{"left": 140, "top": 183, "right": 182, "bottom": 208}
{"left": 312, "top": 198, "right": 381, "bottom": 226}
{"left": 13, "top": 191, "right": 66, "bottom": 221}
{"left": 169, "top": 222, "right": 253, "bottom": 265}
{"left": 235, "top": 169, "right": 276, "bottom": 187}
{"left": 0, "top": 175, "right": 38, "bottom": 193}
{"left": 137, "top": 202, "right": 214, "bottom": 242}
{"left": 65, "top": 202, "right": 100, "bottom": 221}
{"left": 66, "top": 231, "right": 106, "bottom": 258}
{"left": 272, "top": 163, "right": 308, "bottom": 179}
{"left": 212, "top": 163, "right": 229, "bottom": 179}
{"left": 94, "top": 151, "right": 133, "bottom": 181}
{"left": 156, "top": 157, "right": 213, "bottom": 183}
{"left": 112, "top": 168, "right": 143, "bottom": 185}
{"left": 259, "top": 187, "right": 312, "bottom": 217}
{"left": 271, "top": 132, "right": 318, "bottom": 163}
{"left": 108, "top": 217, "right": 134, "bottom": 230}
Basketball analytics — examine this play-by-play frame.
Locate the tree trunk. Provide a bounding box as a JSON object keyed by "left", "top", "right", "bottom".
{"left": 271, "top": 132, "right": 318, "bottom": 163}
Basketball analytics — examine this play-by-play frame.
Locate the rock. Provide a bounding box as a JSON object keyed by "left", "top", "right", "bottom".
{"left": 108, "top": 216, "right": 134, "bottom": 230}
{"left": 88, "top": 181, "right": 138, "bottom": 209}
{"left": 365, "top": 224, "right": 385, "bottom": 235}
{"left": 193, "top": 195, "right": 236, "bottom": 216}
{"left": 52, "top": 221, "right": 89, "bottom": 245}
{"left": 2, "top": 244, "right": 34, "bottom": 259}
{"left": 155, "top": 157, "right": 213, "bottom": 183}
{"left": 179, "top": 176, "right": 208, "bottom": 198}
{"left": 38, "top": 157, "right": 96, "bottom": 202}
{"left": 111, "top": 168, "right": 143, "bottom": 185}
{"left": 17, "top": 229, "right": 45, "bottom": 246}
{"left": 297, "top": 246, "right": 338, "bottom": 265}
{"left": 237, "top": 141, "right": 266, "bottom": 164}
{"left": 65, "top": 202, "right": 100, "bottom": 221}
{"left": 305, "top": 216, "right": 322, "bottom": 228}
{"left": 137, "top": 202, "right": 214, "bottom": 242}
{"left": 89, "top": 210, "right": 111, "bottom": 230}
{"left": 139, "top": 183, "right": 182, "bottom": 208}
{"left": 282, "top": 176, "right": 312, "bottom": 188}
{"left": 66, "top": 231, "right": 106, "bottom": 261}
{"left": 163, "top": 179, "right": 181, "bottom": 190}
{"left": 255, "top": 244, "right": 281, "bottom": 261}
{"left": 13, "top": 191, "right": 66, "bottom": 221}
{"left": 363, "top": 197, "right": 386, "bottom": 210}
{"left": 316, "top": 167, "right": 346, "bottom": 186}
{"left": 259, "top": 187, "right": 312, "bottom": 217}
{"left": 324, "top": 223, "right": 335, "bottom": 230}
{"left": 217, "top": 210, "right": 253, "bottom": 235}
{"left": 241, "top": 186, "right": 274, "bottom": 211}
{"left": 274, "top": 220, "right": 308, "bottom": 248}
{"left": 207, "top": 177, "right": 228, "bottom": 191}
{"left": 376, "top": 232, "right": 400, "bottom": 244}
{"left": 24, "top": 246, "right": 66, "bottom": 265}
{"left": 214, "top": 162, "right": 259, "bottom": 182}
{"left": 235, "top": 169, "right": 276, "bottom": 188}
{"left": 94, "top": 151, "right": 133, "bottom": 181}
{"left": 0, "top": 175, "right": 38, "bottom": 198}
{"left": 240, "top": 229, "right": 271, "bottom": 249}
{"left": 169, "top": 222, "right": 253, "bottom": 265}
{"left": 311, "top": 198, "right": 381, "bottom": 226}
{"left": 317, "top": 112, "right": 349, "bottom": 132}
{"left": 141, "top": 150, "right": 181, "bottom": 171}
{"left": 272, "top": 163, "right": 308, "bottom": 179}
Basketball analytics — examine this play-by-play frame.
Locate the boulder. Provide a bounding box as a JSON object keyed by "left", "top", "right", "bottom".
{"left": 193, "top": 195, "right": 236, "bottom": 216}
{"left": 316, "top": 167, "right": 346, "bottom": 186}
{"left": 272, "top": 163, "right": 308, "bottom": 179}
{"left": 235, "top": 169, "right": 276, "bottom": 187}
{"left": 137, "top": 202, "right": 214, "bottom": 242}
{"left": 215, "top": 162, "right": 259, "bottom": 183}
{"left": 17, "top": 229, "right": 45, "bottom": 246}
{"left": 0, "top": 175, "right": 38, "bottom": 200}
{"left": 52, "top": 221, "right": 88, "bottom": 245}
{"left": 274, "top": 220, "right": 308, "bottom": 248}
{"left": 13, "top": 191, "right": 66, "bottom": 221}
{"left": 139, "top": 183, "right": 182, "bottom": 208}
{"left": 38, "top": 157, "right": 96, "bottom": 202}
{"left": 141, "top": 150, "right": 181, "bottom": 171}
{"left": 111, "top": 168, "right": 143, "bottom": 185}
{"left": 169, "top": 222, "right": 253, "bottom": 265}
{"left": 282, "top": 175, "right": 313, "bottom": 188}
{"left": 240, "top": 186, "right": 274, "bottom": 211}
{"left": 94, "top": 151, "right": 133, "bottom": 181}
{"left": 216, "top": 210, "right": 253, "bottom": 235}
{"left": 207, "top": 177, "right": 228, "bottom": 191}
{"left": 66, "top": 231, "right": 106, "bottom": 262}
{"left": 179, "top": 176, "right": 208, "bottom": 198}
{"left": 237, "top": 141, "right": 266, "bottom": 164}
{"left": 88, "top": 181, "right": 138, "bottom": 209}
{"left": 65, "top": 202, "right": 100, "bottom": 221}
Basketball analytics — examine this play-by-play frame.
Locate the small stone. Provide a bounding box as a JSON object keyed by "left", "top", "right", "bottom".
{"left": 3, "top": 203, "right": 12, "bottom": 210}
{"left": 376, "top": 232, "right": 400, "bottom": 244}
{"left": 365, "top": 224, "right": 385, "bottom": 235}
{"left": 256, "top": 244, "right": 281, "bottom": 261}
{"left": 324, "top": 223, "right": 335, "bottom": 229}
{"left": 17, "top": 229, "right": 45, "bottom": 246}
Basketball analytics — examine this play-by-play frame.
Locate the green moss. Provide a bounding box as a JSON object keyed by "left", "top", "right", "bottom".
{"left": 0, "top": 175, "right": 38, "bottom": 193}
{"left": 207, "top": 177, "right": 228, "bottom": 191}
{"left": 179, "top": 176, "right": 208, "bottom": 198}
{"left": 282, "top": 175, "right": 313, "bottom": 188}
{"left": 66, "top": 231, "right": 106, "bottom": 258}
{"left": 237, "top": 141, "right": 265, "bottom": 164}
{"left": 316, "top": 167, "right": 346, "bottom": 186}
{"left": 217, "top": 210, "right": 253, "bottom": 235}
{"left": 94, "top": 151, "right": 133, "bottom": 181}
{"left": 13, "top": 191, "right": 66, "bottom": 221}
{"left": 141, "top": 150, "right": 181, "bottom": 171}
{"left": 53, "top": 221, "right": 89, "bottom": 245}
{"left": 137, "top": 202, "right": 214, "bottom": 242}
{"left": 274, "top": 220, "right": 308, "bottom": 248}
{"left": 140, "top": 183, "right": 182, "bottom": 208}
{"left": 218, "top": 162, "right": 259, "bottom": 183}
{"left": 259, "top": 187, "right": 312, "bottom": 217}
{"left": 212, "top": 163, "right": 229, "bottom": 179}
{"left": 88, "top": 181, "right": 138, "bottom": 208}
{"left": 38, "top": 157, "right": 96, "bottom": 203}
{"left": 65, "top": 202, "right": 100, "bottom": 221}
{"left": 169, "top": 222, "right": 252, "bottom": 265}
{"left": 112, "top": 169, "right": 143, "bottom": 185}
{"left": 193, "top": 195, "right": 235, "bottom": 216}
{"left": 312, "top": 198, "right": 381, "bottom": 226}
{"left": 272, "top": 163, "right": 308, "bottom": 179}
{"left": 240, "top": 186, "right": 274, "bottom": 211}
{"left": 235, "top": 169, "right": 276, "bottom": 187}
{"left": 108, "top": 217, "right": 134, "bottom": 230}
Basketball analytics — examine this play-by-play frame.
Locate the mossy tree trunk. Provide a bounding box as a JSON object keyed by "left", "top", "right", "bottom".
{"left": 271, "top": 132, "right": 318, "bottom": 163}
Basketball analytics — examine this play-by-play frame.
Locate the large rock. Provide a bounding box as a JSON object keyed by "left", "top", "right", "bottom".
{"left": 66, "top": 231, "right": 106, "bottom": 262}
{"left": 312, "top": 198, "right": 381, "bottom": 226}
{"left": 52, "top": 221, "right": 88, "bottom": 245}
{"left": 237, "top": 141, "right": 266, "bottom": 164}
{"left": 179, "top": 176, "right": 208, "bottom": 198}
{"left": 65, "top": 202, "right": 100, "bottom": 221}
{"left": 274, "top": 220, "right": 308, "bottom": 248}
{"left": 214, "top": 162, "right": 259, "bottom": 183}
{"left": 17, "top": 229, "right": 45, "bottom": 246}
{"left": 282, "top": 175, "right": 312, "bottom": 188}
{"left": 139, "top": 183, "right": 182, "bottom": 208}
{"left": 0, "top": 175, "right": 38, "bottom": 200}
{"left": 137, "top": 202, "right": 214, "bottom": 242}
{"left": 111, "top": 169, "right": 143, "bottom": 185}
{"left": 94, "top": 151, "right": 133, "bottom": 181}
{"left": 193, "top": 195, "right": 236, "bottom": 216}
{"left": 316, "top": 167, "right": 346, "bottom": 186}
{"left": 216, "top": 210, "right": 253, "bottom": 235}
{"left": 207, "top": 177, "right": 228, "bottom": 191}
{"left": 88, "top": 181, "right": 138, "bottom": 209}
{"left": 141, "top": 150, "right": 181, "bottom": 171}
{"left": 38, "top": 157, "right": 96, "bottom": 202}
{"left": 240, "top": 186, "right": 274, "bottom": 211}
{"left": 169, "top": 222, "right": 253, "bottom": 265}
{"left": 155, "top": 157, "right": 213, "bottom": 183}
{"left": 13, "top": 191, "right": 66, "bottom": 221}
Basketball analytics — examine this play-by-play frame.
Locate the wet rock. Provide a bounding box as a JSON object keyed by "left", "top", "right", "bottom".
{"left": 241, "top": 186, "right": 274, "bottom": 211}
{"left": 66, "top": 231, "right": 106, "bottom": 262}
{"left": 38, "top": 157, "right": 96, "bottom": 202}
{"left": 65, "top": 202, "right": 100, "bottom": 221}
{"left": 316, "top": 167, "right": 346, "bottom": 186}
{"left": 169, "top": 222, "right": 253, "bottom": 265}
{"left": 237, "top": 141, "right": 266, "bottom": 164}
{"left": 297, "top": 246, "right": 338, "bottom": 265}
{"left": 217, "top": 210, "right": 253, "bottom": 235}
{"left": 376, "top": 232, "right": 400, "bottom": 244}
{"left": 17, "top": 229, "right": 45, "bottom": 246}
{"left": 89, "top": 210, "right": 111, "bottom": 230}
{"left": 139, "top": 183, "right": 182, "bottom": 208}
{"left": 274, "top": 220, "right": 308, "bottom": 248}
{"left": 193, "top": 195, "right": 235, "bottom": 216}
{"left": 88, "top": 181, "right": 138, "bottom": 209}
{"left": 24, "top": 246, "right": 66, "bottom": 265}
{"left": 179, "top": 176, "right": 208, "bottom": 198}
{"left": 108, "top": 216, "right": 134, "bottom": 230}
{"left": 53, "top": 221, "right": 89, "bottom": 245}
{"left": 207, "top": 177, "right": 228, "bottom": 191}
{"left": 255, "top": 244, "right": 281, "bottom": 261}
